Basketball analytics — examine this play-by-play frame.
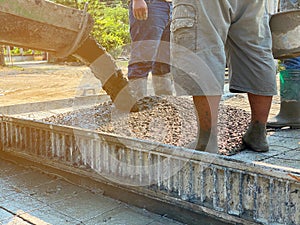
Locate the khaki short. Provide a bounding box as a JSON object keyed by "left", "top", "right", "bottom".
{"left": 171, "top": 0, "right": 277, "bottom": 96}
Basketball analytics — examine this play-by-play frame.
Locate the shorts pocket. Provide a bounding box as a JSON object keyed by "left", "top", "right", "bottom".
{"left": 171, "top": 4, "right": 197, "bottom": 51}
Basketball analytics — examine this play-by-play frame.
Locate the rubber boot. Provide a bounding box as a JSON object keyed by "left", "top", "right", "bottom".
{"left": 242, "top": 121, "right": 269, "bottom": 152}
{"left": 267, "top": 101, "right": 300, "bottom": 128}
{"left": 267, "top": 69, "right": 300, "bottom": 129}
{"left": 128, "top": 77, "right": 148, "bottom": 100}
{"left": 128, "top": 77, "right": 148, "bottom": 112}
{"left": 196, "top": 130, "right": 218, "bottom": 153}
{"left": 152, "top": 73, "right": 173, "bottom": 95}
{"left": 185, "top": 127, "right": 218, "bottom": 153}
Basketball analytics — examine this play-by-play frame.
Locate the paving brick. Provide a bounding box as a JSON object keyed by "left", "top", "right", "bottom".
{"left": 83, "top": 205, "right": 156, "bottom": 225}
{"left": 1, "top": 192, "right": 48, "bottom": 215}
{"left": 0, "top": 208, "right": 14, "bottom": 223}
{"left": 14, "top": 208, "right": 79, "bottom": 225}
{"left": 50, "top": 190, "right": 122, "bottom": 221}
{"left": 24, "top": 178, "right": 86, "bottom": 205}
{"left": 4, "top": 171, "right": 56, "bottom": 193}
{"left": 0, "top": 160, "right": 184, "bottom": 225}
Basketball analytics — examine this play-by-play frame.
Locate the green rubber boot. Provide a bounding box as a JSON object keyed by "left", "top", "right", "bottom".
{"left": 267, "top": 69, "right": 300, "bottom": 129}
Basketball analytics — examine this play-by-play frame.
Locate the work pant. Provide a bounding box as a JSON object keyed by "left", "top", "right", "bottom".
{"left": 128, "top": 0, "right": 172, "bottom": 79}
{"left": 171, "top": 0, "right": 277, "bottom": 96}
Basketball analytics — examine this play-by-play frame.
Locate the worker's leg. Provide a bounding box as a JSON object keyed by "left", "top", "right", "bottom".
{"left": 226, "top": 1, "right": 277, "bottom": 152}
{"left": 171, "top": 1, "right": 228, "bottom": 153}
{"left": 152, "top": 4, "right": 173, "bottom": 96}
{"left": 267, "top": 59, "right": 300, "bottom": 128}
{"left": 193, "top": 95, "right": 221, "bottom": 153}
{"left": 242, "top": 94, "right": 273, "bottom": 152}
{"left": 248, "top": 94, "right": 272, "bottom": 124}
{"left": 128, "top": 0, "right": 171, "bottom": 81}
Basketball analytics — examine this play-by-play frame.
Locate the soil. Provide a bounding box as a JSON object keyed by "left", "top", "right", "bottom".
{"left": 0, "top": 62, "right": 105, "bottom": 106}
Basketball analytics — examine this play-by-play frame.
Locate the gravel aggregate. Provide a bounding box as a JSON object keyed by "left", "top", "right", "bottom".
{"left": 42, "top": 96, "right": 251, "bottom": 155}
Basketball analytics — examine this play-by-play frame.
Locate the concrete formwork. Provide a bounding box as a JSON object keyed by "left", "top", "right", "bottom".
{"left": 0, "top": 115, "right": 299, "bottom": 225}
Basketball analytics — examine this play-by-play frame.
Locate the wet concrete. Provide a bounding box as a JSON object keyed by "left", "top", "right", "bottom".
{"left": 5, "top": 80, "right": 300, "bottom": 171}
{"left": 0, "top": 159, "right": 184, "bottom": 225}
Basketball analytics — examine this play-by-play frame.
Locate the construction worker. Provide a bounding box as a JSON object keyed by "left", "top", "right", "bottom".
{"left": 171, "top": 1, "right": 277, "bottom": 153}
{"left": 127, "top": 0, "right": 173, "bottom": 101}
{"left": 267, "top": 0, "right": 300, "bottom": 128}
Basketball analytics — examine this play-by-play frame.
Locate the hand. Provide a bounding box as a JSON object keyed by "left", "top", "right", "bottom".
{"left": 132, "top": 0, "right": 148, "bottom": 20}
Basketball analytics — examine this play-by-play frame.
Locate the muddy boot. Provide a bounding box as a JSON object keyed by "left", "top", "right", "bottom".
{"left": 242, "top": 121, "right": 269, "bottom": 152}
{"left": 267, "top": 101, "right": 300, "bottom": 128}
{"left": 267, "top": 69, "right": 300, "bottom": 129}
{"left": 128, "top": 77, "right": 148, "bottom": 100}
{"left": 197, "top": 129, "right": 218, "bottom": 153}
{"left": 152, "top": 73, "right": 174, "bottom": 95}
{"left": 128, "top": 77, "right": 148, "bottom": 112}
{"left": 186, "top": 128, "right": 218, "bottom": 154}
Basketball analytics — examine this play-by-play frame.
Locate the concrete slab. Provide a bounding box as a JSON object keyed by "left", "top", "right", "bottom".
{"left": 4, "top": 208, "right": 79, "bottom": 225}
{"left": 2, "top": 216, "right": 31, "bottom": 225}
{"left": 23, "top": 179, "right": 87, "bottom": 205}
{"left": 0, "top": 161, "right": 30, "bottom": 179}
{"left": 0, "top": 208, "right": 13, "bottom": 222}
{"left": 83, "top": 205, "right": 182, "bottom": 225}
{"left": 83, "top": 206, "right": 156, "bottom": 225}
{"left": 0, "top": 180, "right": 21, "bottom": 199}
{"left": 263, "top": 149, "right": 300, "bottom": 170}
{"left": 268, "top": 129, "right": 300, "bottom": 150}
{"left": 4, "top": 171, "right": 57, "bottom": 192}
{"left": 1, "top": 192, "right": 49, "bottom": 216}
{"left": 0, "top": 159, "right": 184, "bottom": 225}
{"left": 50, "top": 190, "right": 121, "bottom": 221}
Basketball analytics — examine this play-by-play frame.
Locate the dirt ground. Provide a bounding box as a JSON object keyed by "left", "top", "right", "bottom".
{"left": 0, "top": 62, "right": 105, "bottom": 106}
{"left": 0, "top": 61, "right": 281, "bottom": 117}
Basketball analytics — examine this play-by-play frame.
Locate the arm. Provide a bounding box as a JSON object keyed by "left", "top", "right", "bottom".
{"left": 132, "top": 0, "right": 148, "bottom": 20}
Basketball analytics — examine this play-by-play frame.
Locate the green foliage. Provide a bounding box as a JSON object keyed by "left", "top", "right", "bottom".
{"left": 92, "top": 5, "right": 130, "bottom": 56}
{"left": 4, "top": 47, "right": 42, "bottom": 56}
{"left": 277, "top": 60, "right": 286, "bottom": 72}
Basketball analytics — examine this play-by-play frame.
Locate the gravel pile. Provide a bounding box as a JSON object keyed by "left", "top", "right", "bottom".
{"left": 42, "top": 96, "right": 251, "bottom": 155}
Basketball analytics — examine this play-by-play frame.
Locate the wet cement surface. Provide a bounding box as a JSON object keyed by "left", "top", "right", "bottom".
{"left": 0, "top": 159, "right": 184, "bottom": 225}
{"left": 6, "top": 87, "right": 300, "bottom": 170}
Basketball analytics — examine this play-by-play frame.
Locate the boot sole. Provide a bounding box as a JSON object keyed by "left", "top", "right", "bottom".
{"left": 267, "top": 123, "right": 300, "bottom": 129}
{"left": 241, "top": 139, "right": 269, "bottom": 153}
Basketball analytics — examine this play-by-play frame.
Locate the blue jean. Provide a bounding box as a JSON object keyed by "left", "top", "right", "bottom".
{"left": 282, "top": 57, "right": 300, "bottom": 70}
{"left": 128, "top": 0, "right": 172, "bottom": 79}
